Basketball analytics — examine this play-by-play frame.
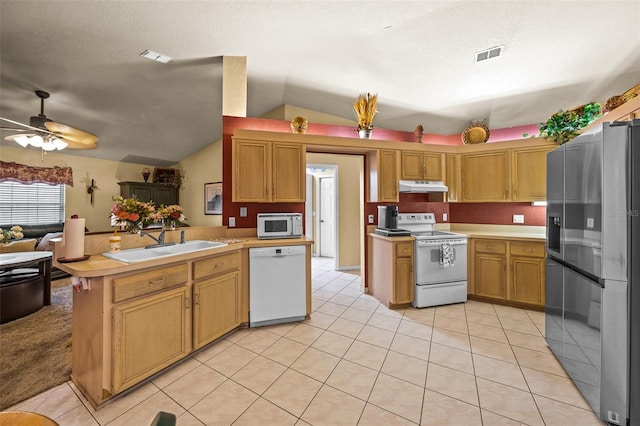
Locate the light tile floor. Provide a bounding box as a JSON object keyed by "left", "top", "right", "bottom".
{"left": 7, "top": 256, "right": 605, "bottom": 425}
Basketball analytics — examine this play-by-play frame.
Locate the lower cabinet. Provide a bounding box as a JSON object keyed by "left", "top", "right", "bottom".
{"left": 369, "top": 236, "right": 414, "bottom": 307}
{"left": 193, "top": 271, "right": 240, "bottom": 350}
{"left": 469, "top": 238, "right": 545, "bottom": 309}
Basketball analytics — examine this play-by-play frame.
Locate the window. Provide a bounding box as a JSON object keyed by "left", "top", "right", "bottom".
{"left": 0, "top": 181, "right": 65, "bottom": 224}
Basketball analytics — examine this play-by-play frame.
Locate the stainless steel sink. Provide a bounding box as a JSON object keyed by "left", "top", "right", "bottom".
{"left": 103, "top": 240, "right": 228, "bottom": 263}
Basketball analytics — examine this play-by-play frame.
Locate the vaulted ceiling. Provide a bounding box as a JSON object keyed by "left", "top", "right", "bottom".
{"left": 1, "top": 1, "right": 638, "bottom": 165}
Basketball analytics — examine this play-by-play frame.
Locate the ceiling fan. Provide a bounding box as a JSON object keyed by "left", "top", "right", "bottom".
{"left": 0, "top": 90, "right": 99, "bottom": 151}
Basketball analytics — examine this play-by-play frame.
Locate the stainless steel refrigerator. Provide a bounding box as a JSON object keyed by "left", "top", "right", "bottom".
{"left": 545, "top": 119, "right": 639, "bottom": 425}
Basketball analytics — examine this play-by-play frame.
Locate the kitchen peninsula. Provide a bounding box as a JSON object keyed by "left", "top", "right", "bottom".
{"left": 53, "top": 227, "right": 312, "bottom": 408}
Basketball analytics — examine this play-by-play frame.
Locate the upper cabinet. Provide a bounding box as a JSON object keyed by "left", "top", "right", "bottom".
{"left": 401, "top": 151, "right": 444, "bottom": 181}
{"left": 461, "top": 150, "right": 511, "bottom": 202}
{"left": 232, "top": 139, "right": 306, "bottom": 203}
{"left": 368, "top": 149, "right": 399, "bottom": 202}
{"left": 511, "top": 146, "right": 554, "bottom": 201}
{"left": 445, "top": 154, "right": 460, "bottom": 202}
{"left": 119, "top": 182, "right": 178, "bottom": 206}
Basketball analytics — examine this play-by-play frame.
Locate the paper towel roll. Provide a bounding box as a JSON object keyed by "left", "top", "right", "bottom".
{"left": 63, "top": 218, "right": 85, "bottom": 259}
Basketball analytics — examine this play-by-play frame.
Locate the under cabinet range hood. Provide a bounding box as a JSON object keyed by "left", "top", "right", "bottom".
{"left": 398, "top": 180, "right": 448, "bottom": 193}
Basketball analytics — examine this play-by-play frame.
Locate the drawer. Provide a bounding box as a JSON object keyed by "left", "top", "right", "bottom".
{"left": 396, "top": 242, "right": 413, "bottom": 257}
{"left": 474, "top": 239, "right": 506, "bottom": 254}
{"left": 113, "top": 264, "right": 188, "bottom": 303}
{"left": 193, "top": 251, "right": 240, "bottom": 280}
{"left": 509, "top": 242, "right": 546, "bottom": 258}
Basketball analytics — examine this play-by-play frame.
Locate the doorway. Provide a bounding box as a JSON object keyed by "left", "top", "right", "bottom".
{"left": 306, "top": 164, "right": 337, "bottom": 263}
{"left": 318, "top": 176, "right": 335, "bottom": 258}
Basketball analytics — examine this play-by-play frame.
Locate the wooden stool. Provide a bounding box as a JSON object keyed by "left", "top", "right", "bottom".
{"left": 0, "top": 411, "right": 59, "bottom": 426}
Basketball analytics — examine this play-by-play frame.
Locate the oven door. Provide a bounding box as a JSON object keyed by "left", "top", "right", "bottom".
{"left": 414, "top": 239, "right": 467, "bottom": 285}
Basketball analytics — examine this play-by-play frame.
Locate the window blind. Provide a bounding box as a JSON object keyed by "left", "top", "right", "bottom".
{"left": 0, "top": 181, "right": 65, "bottom": 224}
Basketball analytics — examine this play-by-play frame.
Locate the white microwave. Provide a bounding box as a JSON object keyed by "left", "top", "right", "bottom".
{"left": 257, "top": 213, "right": 303, "bottom": 239}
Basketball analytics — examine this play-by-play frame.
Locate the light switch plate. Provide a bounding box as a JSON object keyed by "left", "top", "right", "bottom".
{"left": 513, "top": 214, "right": 524, "bottom": 224}
{"left": 240, "top": 207, "right": 247, "bottom": 217}
{"left": 368, "top": 214, "right": 375, "bottom": 224}
{"left": 229, "top": 217, "right": 236, "bottom": 227}
{"left": 443, "top": 213, "right": 448, "bottom": 222}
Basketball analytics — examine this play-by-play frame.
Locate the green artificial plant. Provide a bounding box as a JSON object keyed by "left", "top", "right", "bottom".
{"left": 538, "top": 102, "right": 602, "bottom": 144}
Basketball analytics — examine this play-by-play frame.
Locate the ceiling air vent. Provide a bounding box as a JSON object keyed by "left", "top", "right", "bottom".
{"left": 475, "top": 45, "right": 504, "bottom": 63}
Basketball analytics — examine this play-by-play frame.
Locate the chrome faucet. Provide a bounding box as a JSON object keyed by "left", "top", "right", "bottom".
{"left": 180, "top": 229, "right": 186, "bottom": 244}
{"left": 139, "top": 230, "right": 175, "bottom": 248}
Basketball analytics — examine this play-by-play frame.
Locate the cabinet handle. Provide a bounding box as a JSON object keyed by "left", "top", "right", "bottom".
{"left": 148, "top": 278, "right": 165, "bottom": 285}
{"left": 185, "top": 296, "right": 190, "bottom": 309}
{"left": 214, "top": 262, "right": 224, "bottom": 269}
{"left": 194, "top": 293, "right": 200, "bottom": 305}
{"left": 486, "top": 246, "right": 494, "bottom": 249}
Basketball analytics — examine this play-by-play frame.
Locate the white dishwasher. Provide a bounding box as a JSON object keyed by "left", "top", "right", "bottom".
{"left": 249, "top": 245, "right": 306, "bottom": 327}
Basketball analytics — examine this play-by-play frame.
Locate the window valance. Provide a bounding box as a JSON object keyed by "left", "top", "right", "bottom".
{"left": 0, "top": 161, "right": 73, "bottom": 186}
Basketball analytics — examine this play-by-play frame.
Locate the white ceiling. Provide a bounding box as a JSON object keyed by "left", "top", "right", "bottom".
{"left": 1, "top": 1, "right": 638, "bottom": 166}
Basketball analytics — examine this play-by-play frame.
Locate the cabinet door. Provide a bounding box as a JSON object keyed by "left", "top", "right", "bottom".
{"left": 129, "top": 184, "right": 153, "bottom": 203}
{"left": 474, "top": 253, "right": 507, "bottom": 299}
{"left": 510, "top": 256, "right": 545, "bottom": 306}
{"left": 379, "top": 150, "right": 399, "bottom": 202}
{"left": 511, "top": 147, "right": 552, "bottom": 201}
{"left": 272, "top": 143, "right": 305, "bottom": 202}
{"left": 423, "top": 153, "right": 443, "bottom": 181}
{"left": 445, "top": 154, "right": 460, "bottom": 202}
{"left": 154, "top": 186, "right": 178, "bottom": 206}
{"left": 394, "top": 256, "right": 414, "bottom": 304}
{"left": 193, "top": 271, "right": 239, "bottom": 350}
{"left": 461, "top": 151, "right": 510, "bottom": 201}
{"left": 400, "top": 151, "right": 425, "bottom": 180}
{"left": 112, "top": 286, "right": 190, "bottom": 394}
{"left": 233, "top": 140, "right": 270, "bottom": 202}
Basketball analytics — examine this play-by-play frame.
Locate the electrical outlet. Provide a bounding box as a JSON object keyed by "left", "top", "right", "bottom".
{"left": 229, "top": 217, "right": 236, "bottom": 227}
{"left": 368, "top": 214, "right": 375, "bottom": 224}
{"left": 240, "top": 207, "right": 247, "bottom": 217}
{"left": 513, "top": 214, "right": 525, "bottom": 224}
{"left": 442, "top": 213, "right": 448, "bottom": 222}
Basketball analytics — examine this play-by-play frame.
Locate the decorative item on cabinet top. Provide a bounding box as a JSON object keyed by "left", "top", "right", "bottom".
{"left": 290, "top": 116, "right": 308, "bottom": 134}
{"left": 538, "top": 102, "right": 602, "bottom": 145}
{"left": 352, "top": 92, "right": 378, "bottom": 138}
{"left": 462, "top": 121, "right": 490, "bottom": 144}
{"left": 142, "top": 168, "right": 151, "bottom": 182}
{"left": 414, "top": 124, "right": 424, "bottom": 143}
{"left": 605, "top": 82, "right": 639, "bottom": 111}
{"left": 153, "top": 167, "right": 180, "bottom": 186}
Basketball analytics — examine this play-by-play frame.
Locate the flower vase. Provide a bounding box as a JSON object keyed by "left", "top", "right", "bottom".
{"left": 163, "top": 220, "right": 176, "bottom": 231}
{"left": 358, "top": 128, "right": 373, "bottom": 139}
{"left": 125, "top": 222, "right": 143, "bottom": 234}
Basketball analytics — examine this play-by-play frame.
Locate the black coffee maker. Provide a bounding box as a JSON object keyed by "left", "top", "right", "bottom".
{"left": 377, "top": 205, "right": 399, "bottom": 230}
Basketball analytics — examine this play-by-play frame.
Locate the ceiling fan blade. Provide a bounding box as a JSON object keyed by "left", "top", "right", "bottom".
{"left": 4, "top": 133, "right": 35, "bottom": 141}
{"left": 45, "top": 121, "right": 99, "bottom": 144}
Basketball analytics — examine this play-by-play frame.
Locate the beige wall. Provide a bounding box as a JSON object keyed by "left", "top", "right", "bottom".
{"left": 306, "top": 152, "right": 363, "bottom": 269}
{"left": 262, "top": 104, "right": 357, "bottom": 127}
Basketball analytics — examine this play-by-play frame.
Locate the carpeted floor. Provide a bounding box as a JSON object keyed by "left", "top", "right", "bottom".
{"left": 0, "top": 278, "right": 72, "bottom": 410}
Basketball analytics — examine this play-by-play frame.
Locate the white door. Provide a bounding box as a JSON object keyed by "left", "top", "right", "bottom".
{"left": 319, "top": 177, "right": 335, "bottom": 257}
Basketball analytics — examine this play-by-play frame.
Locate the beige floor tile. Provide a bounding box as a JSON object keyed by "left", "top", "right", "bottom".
{"left": 476, "top": 377, "right": 544, "bottom": 425}
{"left": 533, "top": 394, "right": 604, "bottom": 426}
{"left": 189, "top": 379, "right": 258, "bottom": 425}
{"left": 434, "top": 303, "right": 467, "bottom": 320}
{"left": 512, "top": 346, "right": 567, "bottom": 377}
{"left": 397, "top": 319, "right": 433, "bottom": 341}
{"left": 312, "top": 297, "right": 327, "bottom": 311}
{"left": 493, "top": 305, "right": 531, "bottom": 321}
{"left": 262, "top": 322, "right": 297, "bottom": 336}
{"left": 480, "top": 409, "right": 528, "bottom": 425}
{"left": 382, "top": 351, "right": 428, "bottom": 387}
{"left": 105, "top": 391, "right": 185, "bottom": 426}
{"left": 326, "top": 359, "right": 378, "bottom": 401}
{"left": 339, "top": 286, "right": 363, "bottom": 298}
{"left": 235, "top": 328, "right": 281, "bottom": 354}
{"left": 472, "top": 354, "right": 528, "bottom": 391}
{"left": 421, "top": 389, "right": 482, "bottom": 426}
{"left": 80, "top": 382, "right": 159, "bottom": 425}
{"left": 204, "top": 344, "right": 257, "bottom": 377}
{"left": 192, "top": 338, "right": 232, "bottom": 363}
{"left": 367, "top": 312, "right": 402, "bottom": 331}
{"left": 225, "top": 327, "right": 255, "bottom": 343}
{"left": 291, "top": 347, "right": 341, "bottom": 382}
{"left": 505, "top": 329, "right": 552, "bottom": 354}
{"left": 329, "top": 293, "right": 358, "bottom": 307}
{"left": 402, "top": 307, "right": 435, "bottom": 325}
{"left": 521, "top": 367, "right": 591, "bottom": 410}
{"left": 425, "top": 363, "right": 478, "bottom": 406}
{"left": 464, "top": 300, "right": 496, "bottom": 315}
{"left": 233, "top": 397, "right": 298, "bottom": 426}
{"left": 316, "top": 301, "right": 349, "bottom": 316}
{"left": 499, "top": 317, "right": 542, "bottom": 336}
{"left": 340, "top": 306, "right": 375, "bottom": 324}
{"left": 465, "top": 310, "right": 502, "bottom": 328}
{"left": 343, "top": 340, "right": 389, "bottom": 371}
{"left": 467, "top": 322, "right": 508, "bottom": 343}
{"left": 429, "top": 342, "right": 474, "bottom": 375}
{"left": 311, "top": 330, "right": 354, "bottom": 357}
{"left": 469, "top": 336, "right": 517, "bottom": 364}
{"left": 350, "top": 298, "right": 380, "bottom": 313}
{"left": 312, "top": 289, "right": 337, "bottom": 301}
{"left": 151, "top": 357, "right": 202, "bottom": 389}
{"left": 375, "top": 304, "right": 405, "bottom": 318}
{"left": 262, "top": 370, "right": 322, "bottom": 417}
{"left": 262, "top": 337, "right": 309, "bottom": 367}
{"left": 163, "top": 364, "right": 226, "bottom": 409}
{"left": 327, "top": 317, "right": 365, "bottom": 338}
{"left": 54, "top": 404, "right": 100, "bottom": 426}
{"left": 358, "top": 403, "right": 417, "bottom": 425}
{"left": 368, "top": 373, "right": 424, "bottom": 424}
{"left": 301, "top": 385, "right": 365, "bottom": 426}
{"left": 430, "top": 327, "right": 470, "bottom": 351}
{"left": 433, "top": 314, "right": 469, "bottom": 334}
{"left": 232, "top": 355, "right": 287, "bottom": 395}
{"left": 285, "top": 323, "right": 325, "bottom": 346}
{"left": 176, "top": 411, "right": 207, "bottom": 426}
{"left": 304, "top": 311, "right": 339, "bottom": 330}
{"left": 12, "top": 383, "right": 83, "bottom": 421}
{"left": 390, "top": 333, "right": 431, "bottom": 361}
{"left": 356, "top": 324, "right": 395, "bottom": 349}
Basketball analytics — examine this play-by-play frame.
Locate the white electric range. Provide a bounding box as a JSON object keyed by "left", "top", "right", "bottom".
{"left": 397, "top": 213, "right": 468, "bottom": 308}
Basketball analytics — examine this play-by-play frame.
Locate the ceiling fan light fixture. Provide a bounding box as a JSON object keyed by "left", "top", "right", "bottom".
{"left": 52, "top": 138, "right": 68, "bottom": 150}
{"left": 14, "top": 135, "right": 30, "bottom": 147}
{"left": 140, "top": 49, "right": 172, "bottom": 64}
{"left": 42, "top": 140, "right": 57, "bottom": 151}
{"left": 28, "top": 135, "right": 44, "bottom": 147}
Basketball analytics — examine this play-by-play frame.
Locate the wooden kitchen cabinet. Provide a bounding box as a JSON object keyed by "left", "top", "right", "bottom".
{"left": 119, "top": 181, "right": 178, "bottom": 206}
{"left": 368, "top": 149, "right": 399, "bottom": 202}
{"left": 509, "top": 242, "right": 545, "bottom": 306}
{"left": 461, "top": 151, "right": 510, "bottom": 201}
{"left": 511, "top": 146, "right": 553, "bottom": 201}
{"left": 401, "top": 151, "right": 444, "bottom": 181}
{"left": 445, "top": 153, "right": 460, "bottom": 202}
{"left": 232, "top": 139, "right": 305, "bottom": 202}
{"left": 369, "top": 236, "right": 414, "bottom": 307}
{"left": 112, "top": 285, "right": 191, "bottom": 394}
{"left": 473, "top": 240, "right": 507, "bottom": 300}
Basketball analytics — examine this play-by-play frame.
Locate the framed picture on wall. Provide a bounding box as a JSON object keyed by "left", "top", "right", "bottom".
{"left": 204, "top": 182, "right": 222, "bottom": 215}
